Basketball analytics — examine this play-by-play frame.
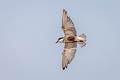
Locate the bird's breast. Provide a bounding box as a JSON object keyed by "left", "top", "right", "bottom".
{"left": 67, "top": 36, "right": 75, "bottom": 42}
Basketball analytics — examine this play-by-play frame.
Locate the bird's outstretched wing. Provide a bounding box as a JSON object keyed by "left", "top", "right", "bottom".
{"left": 62, "top": 42, "right": 77, "bottom": 70}
{"left": 62, "top": 9, "right": 77, "bottom": 41}
{"left": 62, "top": 9, "right": 77, "bottom": 70}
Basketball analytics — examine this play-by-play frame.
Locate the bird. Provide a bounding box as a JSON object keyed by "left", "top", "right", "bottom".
{"left": 56, "top": 9, "right": 86, "bottom": 70}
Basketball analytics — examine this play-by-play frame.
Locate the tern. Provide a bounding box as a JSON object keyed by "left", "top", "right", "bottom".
{"left": 56, "top": 9, "right": 86, "bottom": 70}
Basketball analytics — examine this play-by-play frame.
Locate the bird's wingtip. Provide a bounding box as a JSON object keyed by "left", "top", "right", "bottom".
{"left": 63, "top": 9, "right": 67, "bottom": 13}
{"left": 63, "top": 67, "right": 65, "bottom": 70}
{"left": 63, "top": 8, "right": 65, "bottom": 11}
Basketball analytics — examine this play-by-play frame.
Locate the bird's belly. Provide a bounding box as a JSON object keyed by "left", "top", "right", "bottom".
{"left": 65, "top": 36, "right": 75, "bottom": 42}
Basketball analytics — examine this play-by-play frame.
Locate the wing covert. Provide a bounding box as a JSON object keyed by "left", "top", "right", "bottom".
{"left": 62, "top": 42, "right": 77, "bottom": 70}
{"left": 62, "top": 9, "right": 77, "bottom": 38}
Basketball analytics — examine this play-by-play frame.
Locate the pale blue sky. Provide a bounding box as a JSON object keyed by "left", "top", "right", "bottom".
{"left": 0, "top": 0, "right": 120, "bottom": 80}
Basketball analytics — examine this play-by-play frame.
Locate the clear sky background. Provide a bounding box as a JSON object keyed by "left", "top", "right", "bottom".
{"left": 0, "top": 0, "right": 120, "bottom": 80}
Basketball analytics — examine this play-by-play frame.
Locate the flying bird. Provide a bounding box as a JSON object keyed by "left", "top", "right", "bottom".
{"left": 56, "top": 9, "right": 86, "bottom": 70}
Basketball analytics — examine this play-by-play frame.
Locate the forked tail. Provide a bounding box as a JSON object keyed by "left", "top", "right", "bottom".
{"left": 79, "top": 34, "right": 86, "bottom": 48}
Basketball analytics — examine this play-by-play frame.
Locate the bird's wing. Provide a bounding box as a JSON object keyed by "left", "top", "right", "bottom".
{"left": 62, "top": 9, "right": 77, "bottom": 40}
{"left": 62, "top": 42, "right": 77, "bottom": 70}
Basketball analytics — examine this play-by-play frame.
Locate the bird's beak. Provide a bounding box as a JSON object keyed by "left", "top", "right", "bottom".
{"left": 56, "top": 41, "right": 58, "bottom": 44}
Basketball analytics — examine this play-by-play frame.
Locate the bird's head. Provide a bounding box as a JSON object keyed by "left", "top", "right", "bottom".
{"left": 56, "top": 37, "right": 64, "bottom": 43}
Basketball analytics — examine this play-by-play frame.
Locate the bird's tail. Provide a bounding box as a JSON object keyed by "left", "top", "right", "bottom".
{"left": 79, "top": 33, "right": 86, "bottom": 40}
{"left": 79, "top": 34, "right": 86, "bottom": 48}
